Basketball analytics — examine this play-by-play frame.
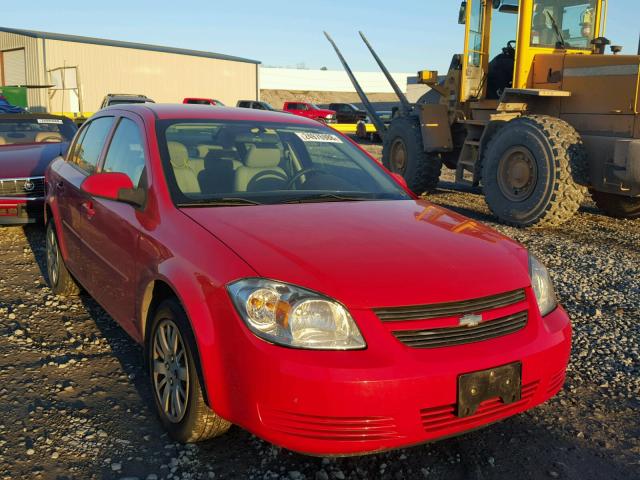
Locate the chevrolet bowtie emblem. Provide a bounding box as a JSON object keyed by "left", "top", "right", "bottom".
{"left": 459, "top": 314, "right": 482, "bottom": 328}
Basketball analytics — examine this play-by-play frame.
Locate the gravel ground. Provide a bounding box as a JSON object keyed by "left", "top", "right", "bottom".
{"left": 0, "top": 145, "right": 639, "bottom": 479}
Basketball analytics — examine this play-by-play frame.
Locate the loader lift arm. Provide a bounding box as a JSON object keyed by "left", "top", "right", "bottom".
{"left": 323, "top": 32, "right": 388, "bottom": 139}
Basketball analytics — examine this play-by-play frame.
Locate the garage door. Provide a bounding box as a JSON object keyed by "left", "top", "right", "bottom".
{"left": 3, "top": 49, "right": 26, "bottom": 86}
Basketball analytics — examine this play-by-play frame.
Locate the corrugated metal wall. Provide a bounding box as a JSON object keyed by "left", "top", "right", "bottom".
{"left": 44, "top": 39, "right": 258, "bottom": 112}
{"left": 0, "top": 32, "right": 47, "bottom": 111}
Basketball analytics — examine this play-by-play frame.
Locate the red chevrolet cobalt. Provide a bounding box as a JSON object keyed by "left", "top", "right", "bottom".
{"left": 44, "top": 104, "right": 571, "bottom": 455}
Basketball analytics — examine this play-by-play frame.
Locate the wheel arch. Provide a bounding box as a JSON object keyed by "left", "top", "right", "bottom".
{"left": 140, "top": 273, "right": 222, "bottom": 410}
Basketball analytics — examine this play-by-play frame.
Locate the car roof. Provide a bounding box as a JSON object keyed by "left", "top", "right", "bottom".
{"left": 102, "top": 103, "right": 320, "bottom": 125}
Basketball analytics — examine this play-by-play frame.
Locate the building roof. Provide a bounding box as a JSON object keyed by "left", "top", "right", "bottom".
{"left": 0, "top": 27, "right": 260, "bottom": 65}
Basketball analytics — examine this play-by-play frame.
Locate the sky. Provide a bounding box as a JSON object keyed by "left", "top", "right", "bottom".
{"left": 1, "top": 0, "right": 639, "bottom": 73}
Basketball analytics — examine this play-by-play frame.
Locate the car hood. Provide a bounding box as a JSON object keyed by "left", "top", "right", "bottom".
{"left": 182, "top": 200, "right": 531, "bottom": 308}
{"left": 0, "top": 143, "right": 69, "bottom": 178}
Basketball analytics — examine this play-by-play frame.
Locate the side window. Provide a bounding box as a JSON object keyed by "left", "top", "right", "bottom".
{"left": 102, "top": 118, "right": 147, "bottom": 188}
{"left": 70, "top": 117, "right": 114, "bottom": 174}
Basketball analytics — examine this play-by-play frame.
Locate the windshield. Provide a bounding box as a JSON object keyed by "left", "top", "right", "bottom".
{"left": 158, "top": 120, "right": 410, "bottom": 206}
{"left": 0, "top": 118, "right": 76, "bottom": 146}
{"left": 531, "top": 0, "right": 598, "bottom": 49}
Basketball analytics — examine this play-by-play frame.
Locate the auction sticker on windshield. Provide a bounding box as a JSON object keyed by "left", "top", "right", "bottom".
{"left": 37, "top": 119, "right": 64, "bottom": 124}
{"left": 295, "top": 132, "right": 342, "bottom": 143}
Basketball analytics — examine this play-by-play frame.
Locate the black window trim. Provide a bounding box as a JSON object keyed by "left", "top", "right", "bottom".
{"left": 66, "top": 115, "right": 117, "bottom": 177}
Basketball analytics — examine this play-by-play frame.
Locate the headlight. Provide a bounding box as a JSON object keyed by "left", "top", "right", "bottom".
{"left": 528, "top": 254, "right": 557, "bottom": 316}
{"left": 227, "top": 278, "right": 366, "bottom": 350}
{"left": 326, "top": 114, "right": 334, "bottom": 119}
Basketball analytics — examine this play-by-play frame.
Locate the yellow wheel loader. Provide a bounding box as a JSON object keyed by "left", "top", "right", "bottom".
{"left": 326, "top": 0, "right": 640, "bottom": 227}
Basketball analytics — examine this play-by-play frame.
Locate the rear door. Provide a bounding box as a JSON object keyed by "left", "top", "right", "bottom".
{"left": 75, "top": 114, "right": 149, "bottom": 336}
{"left": 55, "top": 116, "right": 115, "bottom": 280}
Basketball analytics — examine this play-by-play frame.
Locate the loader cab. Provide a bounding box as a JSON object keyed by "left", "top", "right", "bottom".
{"left": 458, "top": 0, "right": 607, "bottom": 101}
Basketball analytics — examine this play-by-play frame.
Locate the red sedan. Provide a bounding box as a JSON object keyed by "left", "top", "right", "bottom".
{"left": 44, "top": 104, "right": 571, "bottom": 456}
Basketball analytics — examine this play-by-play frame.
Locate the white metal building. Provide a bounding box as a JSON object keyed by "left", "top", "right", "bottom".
{"left": 0, "top": 27, "right": 260, "bottom": 114}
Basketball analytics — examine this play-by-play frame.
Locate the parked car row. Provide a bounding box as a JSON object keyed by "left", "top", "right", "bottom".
{"left": 10, "top": 102, "right": 571, "bottom": 456}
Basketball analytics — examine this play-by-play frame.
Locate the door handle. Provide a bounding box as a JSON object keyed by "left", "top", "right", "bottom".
{"left": 81, "top": 200, "right": 95, "bottom": 219}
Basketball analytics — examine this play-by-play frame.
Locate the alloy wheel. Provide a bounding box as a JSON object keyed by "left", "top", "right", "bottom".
{"left": 152, "top": 319, "right": 190, "bottom": 423}
{"left": 46, "top": 225, "right": 60, "bottom": 287}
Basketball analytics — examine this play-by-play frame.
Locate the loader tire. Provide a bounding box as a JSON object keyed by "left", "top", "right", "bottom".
{"left": 481, "top": 115, "right": 586, "bottom": 228}
{"left": 382, "top": 116, "right": 442, "bottom": 195}
{"left": 590, "top": 191, "right": 640, "bottom": 219}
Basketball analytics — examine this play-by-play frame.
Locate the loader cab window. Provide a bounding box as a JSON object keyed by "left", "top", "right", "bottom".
{"left": 531, "top": 0, "right": 598, "bottom": 49}
{"left": 466, "top": 0, "right": 485, "bottom": 67}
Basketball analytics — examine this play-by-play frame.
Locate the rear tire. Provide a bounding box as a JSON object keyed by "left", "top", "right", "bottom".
{"left": 382, "top": 116, "right": 442, "bottom": 195}
{"left": 481, "top": 115, "right": 586, "bottom": 228}
{"left": 148, "top": 298, "right": 231, "bottom": 443}
{"left": 45, "top": 219, "right": 80, "bottom": 296}
{"left": 591, "top": 190, "right": 640, "bottom": 219}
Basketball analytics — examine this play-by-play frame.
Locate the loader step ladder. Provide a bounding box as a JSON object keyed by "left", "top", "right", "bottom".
{"left": 455, "top": 120, "right": 487, "bottom": 186}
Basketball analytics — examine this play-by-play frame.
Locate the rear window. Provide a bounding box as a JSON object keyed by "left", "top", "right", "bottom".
{"left": 0, "top": 118, "right": 76, "bottom": 146}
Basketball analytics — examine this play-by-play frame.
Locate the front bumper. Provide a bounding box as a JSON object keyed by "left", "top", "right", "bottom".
{"left": 0, "top": 198, "right": 44, "bottom": 225}
{"left": 214, "top": 305, "right": 572, "bottom": 456}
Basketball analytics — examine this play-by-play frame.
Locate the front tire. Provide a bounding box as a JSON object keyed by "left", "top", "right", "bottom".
{"left": 591, "top": 190, "right": 640, "bottom": 219}
{"left": 148, "top": 298, "right": 230, "bottom": 443}
{"left": 481, "top": 115, "right": 586, "bottom": 228}
{"left": 46, "top": 219, "right": 80, "bottom": 296}
{"left": 382, "top": 116, "right": 442, "bottom": 195}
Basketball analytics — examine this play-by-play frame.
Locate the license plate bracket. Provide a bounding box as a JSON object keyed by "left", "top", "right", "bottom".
{"left": 457, "top": 362, "right": 522, "bottom": 418}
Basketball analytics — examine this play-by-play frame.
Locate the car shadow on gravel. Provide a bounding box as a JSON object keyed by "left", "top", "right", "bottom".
{"left": 20, "top": 223, "right": 259, "bottom": 477}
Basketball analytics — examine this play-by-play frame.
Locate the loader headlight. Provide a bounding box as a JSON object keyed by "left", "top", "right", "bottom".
{"left": 227, "top": 278, "right": 366, "bottom": 350}
{"left": 528, "top": 254, "right": 557, "bottom": 317}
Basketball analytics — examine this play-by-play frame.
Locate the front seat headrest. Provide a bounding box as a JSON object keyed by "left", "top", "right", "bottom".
{"left": 244, "top": 145, "right": 281, "bottom": 168}
{"left": 167, "top": 141, "right": 189, "bottom": 168}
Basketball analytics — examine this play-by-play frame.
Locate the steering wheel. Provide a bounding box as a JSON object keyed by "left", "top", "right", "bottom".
{"left": 285, "top": 168, "right": 327, "bottom": 190}
{"left": 246, "top": 170, "right": 288, "bottom": 192}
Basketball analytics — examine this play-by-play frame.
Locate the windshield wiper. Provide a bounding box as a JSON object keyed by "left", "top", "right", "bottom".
{"left": 177, "top": 197, "right": 262, "bottom": 207}
{"left": 545, "top": 11, "right": 567, "bottom": 49}
{"left": 283, "top": 193, "right": 381, "bottom": 204}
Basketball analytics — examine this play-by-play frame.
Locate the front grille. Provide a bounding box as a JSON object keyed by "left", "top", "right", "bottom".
{"left": 420, "top": 381, "right": 539, "bottom": 433}
{"left": 392, "top": 311, "right": 528, "bottom": 349}
{"left": 259, "top": 407, "right": 401, "bottom": 441}
{"left": 0, "top": 177, "right": 45, "bottom": 198}
{"left": 373, "top": 289, "right": 526, "bottom": 322}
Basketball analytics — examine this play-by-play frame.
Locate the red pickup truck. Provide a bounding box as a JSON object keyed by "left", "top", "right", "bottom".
{"left": 282, "top": 102, "right": 336, "bottom": 123}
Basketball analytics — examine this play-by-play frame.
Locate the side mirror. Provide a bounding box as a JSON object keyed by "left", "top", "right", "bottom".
{"left": 458, "top": 1, "right": 467, "bottom": 24}
{"left": 81, "top": 172, "right": 145, "bottom": 207}
{"left": 391, "top": 172, "right": 409, "bottom": 189}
